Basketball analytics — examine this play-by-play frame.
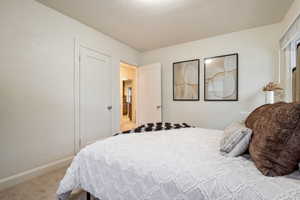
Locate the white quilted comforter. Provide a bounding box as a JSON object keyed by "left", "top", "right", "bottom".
{"left": 57, "top": 128, "right": 300, "bottom": 200}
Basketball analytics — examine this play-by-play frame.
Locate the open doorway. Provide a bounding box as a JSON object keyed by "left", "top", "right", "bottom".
{"left": 120, "top": 62, "right": 137, "bottom": 131}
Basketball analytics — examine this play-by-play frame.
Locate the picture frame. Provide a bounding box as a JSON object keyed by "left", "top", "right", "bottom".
{"left": 204, "top": 53, "right": 238, "bottom": 101}
{"left": 173, "top": 59, "right": 200, "bottom": 101}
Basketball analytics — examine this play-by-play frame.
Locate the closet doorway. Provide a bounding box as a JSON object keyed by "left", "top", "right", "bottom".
{"left": 120, "top": 63, "right": 137, "bottom": 131}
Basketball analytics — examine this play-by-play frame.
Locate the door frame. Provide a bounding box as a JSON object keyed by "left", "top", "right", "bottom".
{"left": 119, "top": 61, "right": 139, "bottom": 130}
{"left": 74, "top": 38, "right": 112, "bottom": 153}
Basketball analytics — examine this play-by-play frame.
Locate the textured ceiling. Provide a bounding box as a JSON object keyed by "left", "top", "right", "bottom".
{"left": 37, "top": 0, "right": 294, "bottom": 51}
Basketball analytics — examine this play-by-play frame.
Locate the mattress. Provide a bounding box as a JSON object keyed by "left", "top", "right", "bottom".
{"left": 57, "top": 128, "right": 300, "bottom": 200}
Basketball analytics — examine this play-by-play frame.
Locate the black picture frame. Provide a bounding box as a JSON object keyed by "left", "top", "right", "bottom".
{"left": 173, "top": 59, "right": 200, "bottom": 101}
{"left": 204, "top": 53, "right": 238, "bottom": 101}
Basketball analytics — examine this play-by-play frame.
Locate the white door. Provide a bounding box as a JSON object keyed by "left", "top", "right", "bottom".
{"left": 137, "top": 63, "right": 162, "bottom": 125}
{"left": 79, "top": 47, "right": 112, "bottom": 148}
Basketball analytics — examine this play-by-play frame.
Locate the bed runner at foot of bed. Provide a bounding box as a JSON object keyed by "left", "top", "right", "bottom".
{"left": 114, "top": 122, "right": 192, "bottom": 136}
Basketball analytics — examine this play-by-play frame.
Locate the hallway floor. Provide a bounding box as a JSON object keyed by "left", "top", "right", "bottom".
{"left": 120, "top": 115, "right": 136, "bottom": 131}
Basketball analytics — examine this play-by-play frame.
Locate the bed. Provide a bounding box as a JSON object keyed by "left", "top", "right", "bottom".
{"left": 57, "top": 127, "right": 300, "bottom": 200}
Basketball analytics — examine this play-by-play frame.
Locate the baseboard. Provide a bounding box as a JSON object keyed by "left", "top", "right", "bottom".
{"left": 0, "top": 156, "right": 74, "bottom": 192}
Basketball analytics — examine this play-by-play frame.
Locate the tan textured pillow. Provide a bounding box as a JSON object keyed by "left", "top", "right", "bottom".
{"left": 246, "top": 102, "right": 300, "bottom": 176}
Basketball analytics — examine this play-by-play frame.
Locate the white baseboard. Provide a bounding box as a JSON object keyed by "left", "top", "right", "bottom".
{"left": 0, "top": 156, "right": 73, "bottom": 192}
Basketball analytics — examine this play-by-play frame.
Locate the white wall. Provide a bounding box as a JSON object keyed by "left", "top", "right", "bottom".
{"left": 0, "top": 0, "right": 139, "bottom": 181}
{"left": 141, "top": 24, "right": 282, "bottom": 130}
{"left": 276, "top": 0, "right": 300, "bottom": 100}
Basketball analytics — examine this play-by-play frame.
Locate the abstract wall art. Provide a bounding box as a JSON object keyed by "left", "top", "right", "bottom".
{"left": 204, "top": 54, "right": 238, "bottom": 101}
{"left": 173, "top": 59, "right": 200, "bottom": 101}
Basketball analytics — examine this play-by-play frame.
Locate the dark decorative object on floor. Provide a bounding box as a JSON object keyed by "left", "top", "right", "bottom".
{"left": 86, "top": 192, "right": 91, "bottom": 200}
{"left": 86, "top": 192, "right": 100, "bottom": 200}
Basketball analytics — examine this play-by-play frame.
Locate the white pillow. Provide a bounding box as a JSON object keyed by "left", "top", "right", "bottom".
{"left": 220, "top": 122, "right": 252, "bottom": 157}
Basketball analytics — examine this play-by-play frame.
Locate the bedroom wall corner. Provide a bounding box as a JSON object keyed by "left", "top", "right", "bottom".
{"left": 277, "top": 0, "right": 300, "bottom": 100}
{"left": 140, "top": 23, "right": 282, "bottom": 130}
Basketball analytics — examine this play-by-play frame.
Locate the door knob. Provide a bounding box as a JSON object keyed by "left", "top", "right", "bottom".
{"left": 107, "top": 106, "right": 112, "bottom": 111}
{"left": 156, "top": 105, "right": 161, "bottom": 109}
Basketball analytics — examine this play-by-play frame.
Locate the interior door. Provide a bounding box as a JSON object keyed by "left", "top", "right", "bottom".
{"left": 79, "top": 47, "right": 112, "bottom": 148}
{"left": 138, "top": 63, "right": 162, "bottom": 125}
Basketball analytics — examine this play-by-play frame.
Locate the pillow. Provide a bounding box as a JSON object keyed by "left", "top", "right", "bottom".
{"left": 246, "top": 102, "right": 300, "bottom": 177}
{"left": 220, "top": 122, "right": 252, "bottom": 157}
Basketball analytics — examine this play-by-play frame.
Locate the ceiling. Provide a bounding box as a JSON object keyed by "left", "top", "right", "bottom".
{"left": 37, "top": 0, "right": 294, "bottom": 52}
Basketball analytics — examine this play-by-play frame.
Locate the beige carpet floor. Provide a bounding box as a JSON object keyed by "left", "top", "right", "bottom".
{"left": 0, "top": 167, "right": 90, "bottom": 200}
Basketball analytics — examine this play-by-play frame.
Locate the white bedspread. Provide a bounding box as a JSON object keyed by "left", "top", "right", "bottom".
{"left": 57, "top": 128, "right": 300, "bottom": 200}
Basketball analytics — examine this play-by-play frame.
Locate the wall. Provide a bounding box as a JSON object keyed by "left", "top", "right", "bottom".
{"left": 0, "top": 0, "right": 139, "bottom": 183}
{"left": 141, "top": 24, "right": 281, "bottom": 130}
{"left": 277, "top": 0, "right": 300, "bottom": 101}
{"left": 280, "top": 0, "right": 300, "bottom": 36}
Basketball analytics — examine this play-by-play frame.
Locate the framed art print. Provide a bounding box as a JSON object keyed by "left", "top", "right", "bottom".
{"left": 173, "top": 59, "right": 200, "bottom": 101}
{"left": 204, "top": 54, "right": 238, "bottom": 101}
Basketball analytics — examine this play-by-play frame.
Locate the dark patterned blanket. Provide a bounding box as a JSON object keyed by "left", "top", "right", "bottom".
{"left": 114, "top": 122, "right": 192, "bottom": 136}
